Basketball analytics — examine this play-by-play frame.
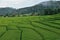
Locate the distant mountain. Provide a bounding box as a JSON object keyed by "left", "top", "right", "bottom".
{"left": 0, "top": 1, "right": 60, "bottom": 16}
{"left": 0, "top": 7, "right": 17, "bottom": 16}
{"left": 17, "top": 1, "right": 60, "bottom": 15}
{"left": 35, "top": 1, "right": 60, "bottom": 9}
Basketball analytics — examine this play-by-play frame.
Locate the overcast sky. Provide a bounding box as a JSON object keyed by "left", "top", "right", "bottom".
{"left": 0, "top": 0, "right": 59, "bottom": 9}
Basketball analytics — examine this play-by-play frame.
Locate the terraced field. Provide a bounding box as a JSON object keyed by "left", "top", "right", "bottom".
{"left": 0, "top": 14, "right": 60, "bottom": 40}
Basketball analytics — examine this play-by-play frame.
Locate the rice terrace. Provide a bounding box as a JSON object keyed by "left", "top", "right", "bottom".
{"left": 0, "top": 14, "right": 60, "bottom": 40}
{"left": 0, "top": 0, "right": 60, "bottom": 40}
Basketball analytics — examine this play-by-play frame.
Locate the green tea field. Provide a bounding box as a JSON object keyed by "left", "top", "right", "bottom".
{"left": 0, "top": 14, "right": 60, "bottom": 40}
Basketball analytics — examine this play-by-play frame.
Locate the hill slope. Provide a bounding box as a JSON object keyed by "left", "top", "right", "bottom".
{"left": 17, "top": 1, "right": 60, "bottom": 15}
{"left": 0, "top": 14, "right": 60, "bottom": 40}
{"left": 0, "top": 7, "right": 17, "bottom": 16}
{"left": 0, "top": 1, "right": 60, "bottom": 16}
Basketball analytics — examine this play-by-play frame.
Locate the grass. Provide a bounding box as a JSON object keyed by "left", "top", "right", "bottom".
{"left": 0, "top": 14, "right": 60, "bottom": 40}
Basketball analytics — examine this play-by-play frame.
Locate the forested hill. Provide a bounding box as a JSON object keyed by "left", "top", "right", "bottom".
{"left": 0, "top": 1, "right": 60, "bottom": 16}
{"left": 0, "top": 7, "right": 17, "bottom": 16}
{"left": 17, "top": 1, "right": 60, "bottom": 15}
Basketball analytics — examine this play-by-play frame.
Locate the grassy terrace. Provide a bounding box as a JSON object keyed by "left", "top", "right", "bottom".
{"left": 0, "top": 14, "right": 60, "bottom": 40}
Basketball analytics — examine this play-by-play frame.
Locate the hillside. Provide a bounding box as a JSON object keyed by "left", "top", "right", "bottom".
{"left": 0, "top": 1, "right": 60, "bottom": 16}
{"left": 0, "top": 7, "right": 17, "bottom": 16}
{"left": 0, "top": 14, "right": 60, "bottom": 40}
{"left": 17, "top": 1, "right": 60, "bottom": 15}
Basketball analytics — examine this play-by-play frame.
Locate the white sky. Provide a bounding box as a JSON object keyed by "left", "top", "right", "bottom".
{"left": 0, "top": 0, "right": 59, "bottom": 9}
